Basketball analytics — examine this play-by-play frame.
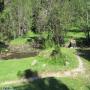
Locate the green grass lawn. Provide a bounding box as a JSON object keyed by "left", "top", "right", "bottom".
{"left": 66, "top": 32, "right": 85, "bottom": 38}
{"left": 10, "top": 31, "right": 39, "bottom": 46}
{"left": 64, "top": 31, "right": 85, "bottom": 43}
{"left": 0, "top": 48, "right": 78, "bottom": 81}
{"left": 0, "top": 77, "right": 89, "bottom": 90}
{"left": 10, "top": 37, "right": 27, "bottom": 46}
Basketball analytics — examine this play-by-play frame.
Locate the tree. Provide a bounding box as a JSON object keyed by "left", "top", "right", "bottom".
{"left": 0, "top": 0, "right": 33, "bottom": 42}
{"left": 0, "top": 0, "right": 4, "bottom": 12}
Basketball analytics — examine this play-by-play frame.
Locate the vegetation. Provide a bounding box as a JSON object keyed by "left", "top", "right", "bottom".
{"left": 0, "top": 47, "right": 77, "bottom": 81}
{"left": 0, "top": 0, "right": 90, "bottom": 90}
{"left": 0, "top": 0, "right": 89, "bottom": 43}
{"left": 0, "top": 77, "right": 89, "bottom": 90}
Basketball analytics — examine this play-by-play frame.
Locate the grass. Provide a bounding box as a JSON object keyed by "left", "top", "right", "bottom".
{"left": 64, "top": 31, "right": 85, "bottom": 43}
{"left": 79, "top": 50, "right": 90, "bottom": 88}
{"left": 0, "top": 32, "right": 90, "bottom": 90}
{"left": 10, "top": 37, "right": 27, "bottom": 46}
{"left": 60, "top": 77, "right": 89, "bottom": 90}
{"left": 0, "top": 47, "right": 78, "bottom": 81}
{"left": 10, "top": 31, "right": 38, "bottom": 46}
{"left": 10, "top": 31, "right": 46, "bottom": 46}
{"left": 66, "top": 32, "right": 85, "bottom": 38}
{"left": 0, "top": 77, "right": 89, "bottom": 90}
{"left": 61, "top": 47, "right": 78, "bottom": 69}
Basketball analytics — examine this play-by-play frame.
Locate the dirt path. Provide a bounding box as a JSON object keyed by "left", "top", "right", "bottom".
{"left": 41, "top": 55, "right": 85, "bottom": 78}
{"left": 0, "top": 55, "right": 85, "bottom": 86}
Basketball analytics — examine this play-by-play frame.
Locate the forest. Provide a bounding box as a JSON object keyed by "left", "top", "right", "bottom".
{"left": 0, "top": 0, "right": 90, "bottom": 90}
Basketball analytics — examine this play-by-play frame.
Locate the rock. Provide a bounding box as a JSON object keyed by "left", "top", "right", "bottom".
{"left": 65, "top": 61, "right": 70, "bottom": 66}
{"left": 70, "top": 39, "right": 76, "bottom": 48}
{"left": 31, "top": 60, "right": 37, "bottom": 66}
{"left": 64, "top": 42, "right": 71, "bottom": 48}
{"left": 42, "top": 64, "right": 46, "bottom": 67}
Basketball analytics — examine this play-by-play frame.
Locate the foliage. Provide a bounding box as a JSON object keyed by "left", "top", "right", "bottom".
{"left": 0, "top": 0, "right": 89, "bottom": 45}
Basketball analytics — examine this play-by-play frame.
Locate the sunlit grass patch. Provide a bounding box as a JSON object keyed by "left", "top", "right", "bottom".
{"left": 0, "top": 47, "right": 78, "bottom": 81}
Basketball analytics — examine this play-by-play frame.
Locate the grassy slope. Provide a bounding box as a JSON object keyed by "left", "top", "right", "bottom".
{"left": 0, "top": 48, "right": 78, "bottom": 81}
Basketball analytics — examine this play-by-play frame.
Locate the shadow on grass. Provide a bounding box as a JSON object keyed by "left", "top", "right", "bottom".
{"left": 87, "top": 86, "right": 90, "bottom": 90}
{"left": 13, "top": 77, "right": 70, "bottom": 90}
{"left": 77, "top": 49, "right": 90, "bottom": 61}
{"left": 17, "top": 69, "right": 39, "bottom": 80}
{"left": 16, "top": 69, "right": 70, "bottom": 90}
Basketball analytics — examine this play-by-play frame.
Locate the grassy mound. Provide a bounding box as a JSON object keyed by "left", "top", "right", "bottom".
{"left": 0, "top": 47, "right": 78, "bottom": 81}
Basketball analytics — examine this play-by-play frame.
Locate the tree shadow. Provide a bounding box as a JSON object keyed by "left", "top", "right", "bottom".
{"left": 14, "top": 77, "right": 70, "bottom": 90}
{"left": 0, "top": 41, "right": 8, "bottom": 48}
{"left": 65, "top": 29, "right": 82, "bottom": 32}
{"left": 17, "top": 69, "right": 39, "bottom": 80}
{"left": 77, "top": 48, "right": 90, "bottom": 61}
{"left": 76, "top": 38, "right": 90, "bottom": 47}
{"left": 16, "top": 69, "right": 70, "bottom": 90}
{"left": 87, "top": 86, "right": 90, "bottom": 90}
{"left": 0, "top": 41, "right": 8, "bottom": 53}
